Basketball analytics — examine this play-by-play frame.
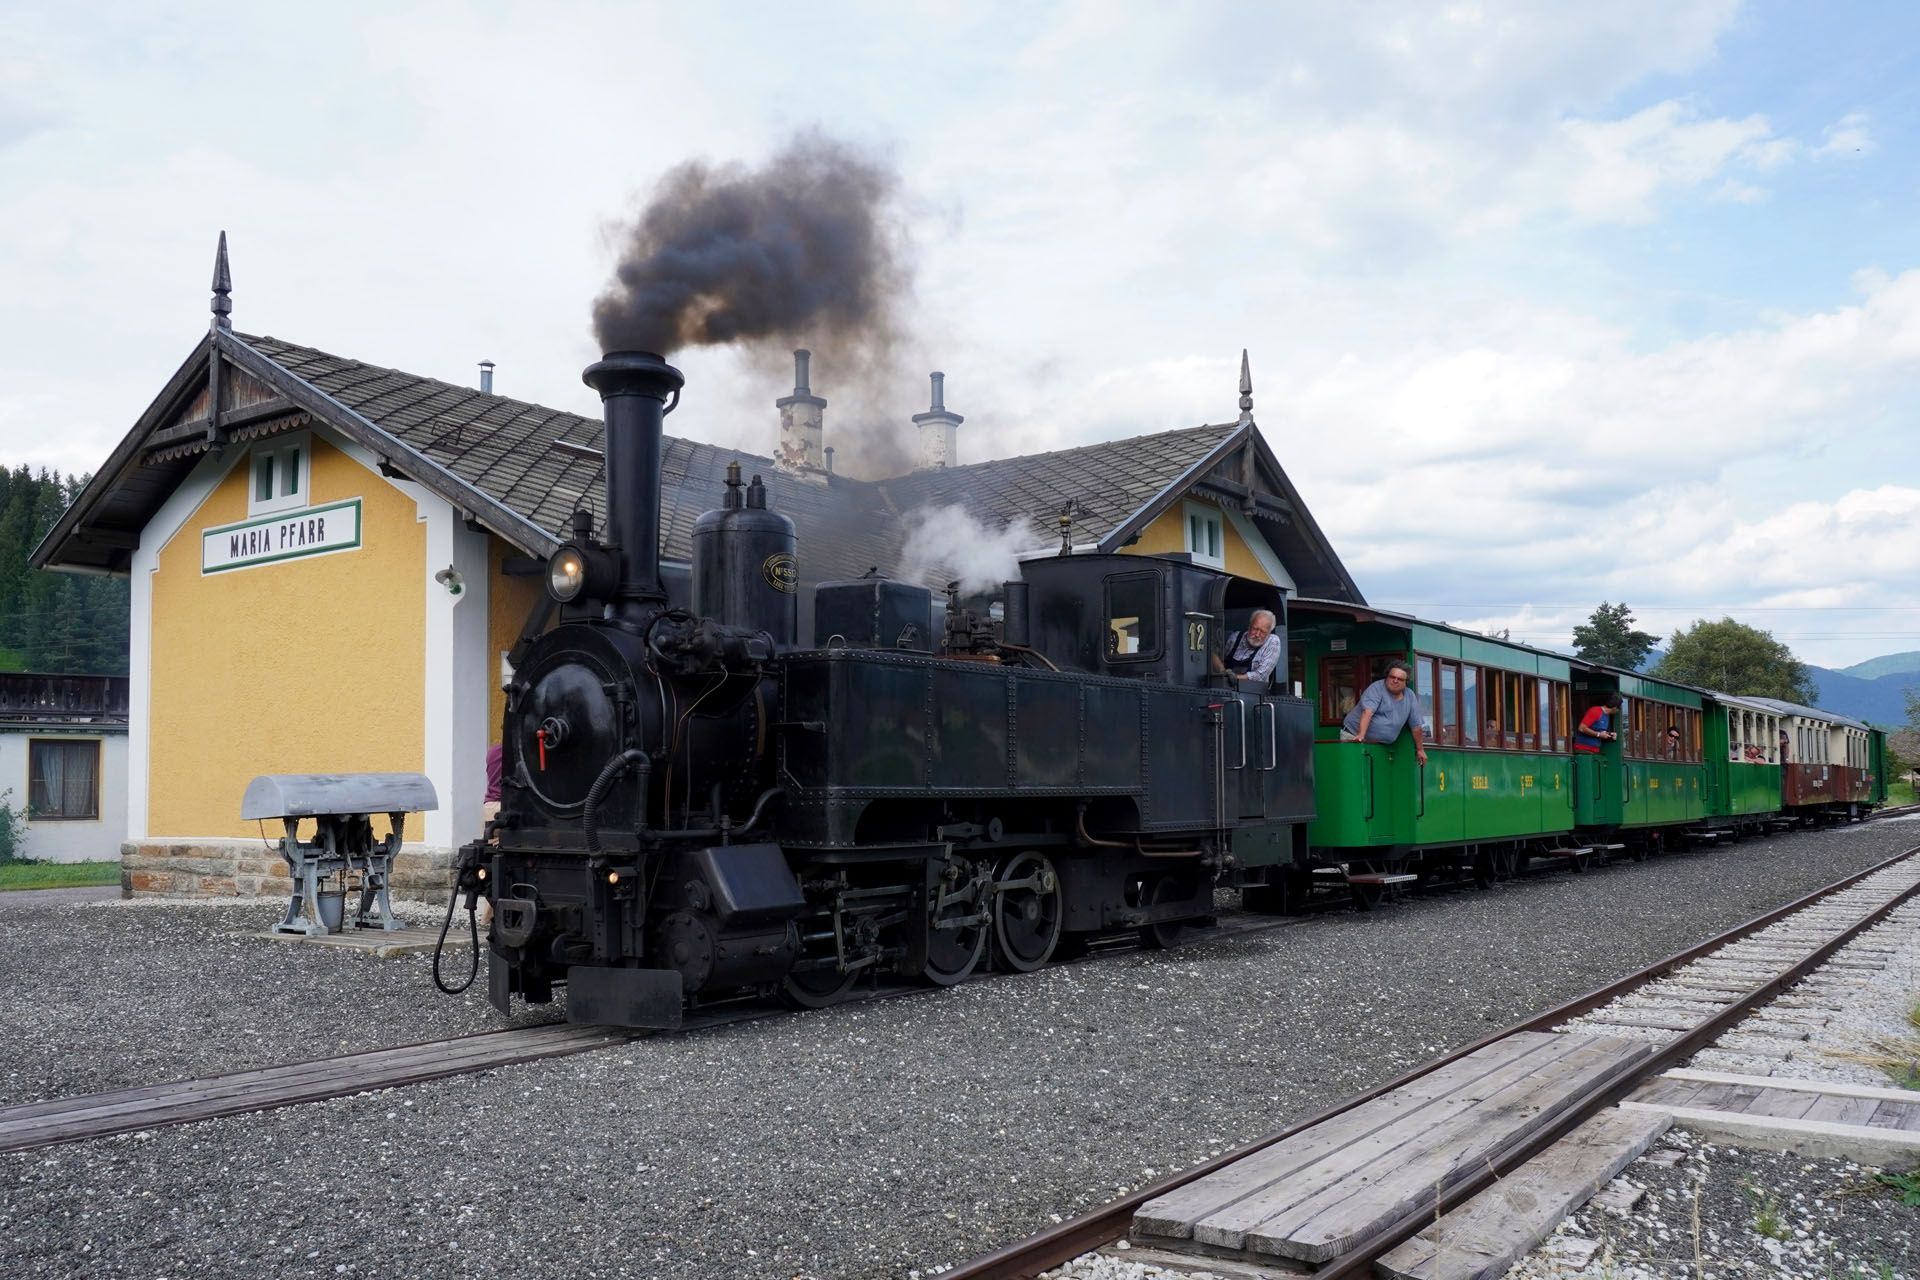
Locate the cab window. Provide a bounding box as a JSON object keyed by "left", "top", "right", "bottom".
{"left": 1104, "top": 573, "right": 1161, "bottom": 661}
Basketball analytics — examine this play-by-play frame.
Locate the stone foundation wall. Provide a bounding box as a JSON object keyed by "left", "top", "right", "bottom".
{"left": 120, "top": 839, "right": 460, "bottom": 901}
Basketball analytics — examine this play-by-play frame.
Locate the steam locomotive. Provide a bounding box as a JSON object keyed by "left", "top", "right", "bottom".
{"left": 456, "top": 352, "right": 1316, "bottom": 1029}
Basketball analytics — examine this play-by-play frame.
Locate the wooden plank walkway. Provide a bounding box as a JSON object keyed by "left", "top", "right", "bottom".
{"left": 248, "top": 923, "right": 470, "bottom": 957}
{"left": 1620, "top": 1068, "right": 1920, "bottom": 1167}
{"left": 1376, "top": 1106, "right": 1670, "bottom": 1280}
{"left": 0, "top": 1022, "right": 627, "bottom": 1154}
{"left": 1133, "top": 1030, "right": 1651, "bottom": 1264}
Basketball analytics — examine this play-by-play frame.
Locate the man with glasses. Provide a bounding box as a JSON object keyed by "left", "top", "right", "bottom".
{"left": 1339, "top": 661, "right": 1429, "bottom": 765}
{"left": 1220, "top": 608, "right": 1283, "bottom": 683}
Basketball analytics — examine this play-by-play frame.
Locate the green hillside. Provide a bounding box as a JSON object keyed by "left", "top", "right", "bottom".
{"left": 1841, "top": 650, "right": 1920, "bottom": 680}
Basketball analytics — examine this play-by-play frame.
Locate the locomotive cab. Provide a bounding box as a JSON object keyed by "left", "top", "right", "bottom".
{"left": 1011, "top": 553, "right": 1290, "bottom": 690}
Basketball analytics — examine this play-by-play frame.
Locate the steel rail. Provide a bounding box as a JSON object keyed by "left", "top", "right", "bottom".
{"left": 945, "top": 841, "right": 1920, "bottom": 1280}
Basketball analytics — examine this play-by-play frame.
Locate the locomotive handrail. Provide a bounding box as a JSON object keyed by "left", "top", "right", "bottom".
{"left": 1416, "top": 760, "right": 1425, "bottom": 818}
{"left": 1261, "top": 701, "right": 1277, "bottom": 771}
{"left": 1364, "top": 751, "right": 1375, "bottom": 821}
{"left": 1230, "top": 698, "right": 1248, "bottom": 770}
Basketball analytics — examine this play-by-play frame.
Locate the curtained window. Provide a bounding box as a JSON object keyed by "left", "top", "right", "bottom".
{"left": 28, "top": 739, "right": 100, "bottom": 820}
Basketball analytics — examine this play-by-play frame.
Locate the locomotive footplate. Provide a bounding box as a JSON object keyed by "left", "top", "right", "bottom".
{"left": 566, "top": 965, "right": 685, "bottom": 1029}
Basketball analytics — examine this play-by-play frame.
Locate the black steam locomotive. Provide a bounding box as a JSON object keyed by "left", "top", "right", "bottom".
{"left": 456, "top": 351, "right": 1315, "bottom": 1028}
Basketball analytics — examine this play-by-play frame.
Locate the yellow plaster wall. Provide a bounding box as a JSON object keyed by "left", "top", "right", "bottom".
{"left": 487, "top": 536, "right": 546, "bottom": 742}
{"left": 148, "top": 438, "right": 425, "bottom": 837}
{"left": 1126, "top": 499, "right": 1275, "bottom": 583}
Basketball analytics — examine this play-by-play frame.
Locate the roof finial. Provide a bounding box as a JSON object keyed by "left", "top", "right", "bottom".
{"left": 210, "top": 231, "right": 232, "bottom": 331}
{"left": 1237, "top": 348, "right": 1253, "bottom": 425}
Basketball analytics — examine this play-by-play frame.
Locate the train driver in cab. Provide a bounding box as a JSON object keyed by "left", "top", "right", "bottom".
{"left": 1221, "top": 609, "right": 1283, "bottom": 683}
{"left": 1339, "top": 661, "right": 1428, "bottom": 765}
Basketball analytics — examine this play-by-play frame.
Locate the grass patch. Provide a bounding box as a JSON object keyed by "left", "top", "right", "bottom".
{"left": 1875, "top": 1171, "right": 1920, "bottom": 1207}
{"left": 0, "top": 860, "right": 120, "bottom": 892}
{"left": 1828, "top": 1034, "right": 1920, "bottom": 1090}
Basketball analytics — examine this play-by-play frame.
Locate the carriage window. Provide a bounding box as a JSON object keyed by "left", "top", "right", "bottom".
{"left": 1320, "top": 657, "right": 1359, "bottom": 724}
{"left": 1417, "top": 656, "right": 1439, "bottom": 739}
{"left": 1553, "top": 683, "right": 1570, "bottom": 752}
{"left": 1535, "top": 679, "right": 1551, "bottom": 751}
{"left": 1439, "top": 661, "right": 1460, "bottom": 746}
{"left": 1461, "top": 666, "right": 1481, "bottom": 747}
{"left": 1509, "top": 673, "right": 1528, "bottom": 750}
{"left": 1104, "top": 573, "right": 1160, "bottom": 661}
{"left": 1288, "top": 649, "right": 1304, "bottom": 699}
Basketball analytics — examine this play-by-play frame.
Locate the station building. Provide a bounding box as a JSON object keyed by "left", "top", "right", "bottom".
{"left": 0, "top": 673, "right": 128, "bottom": 862}
{"left": 32, "top": 241, "right": 1359, "bottom": 897}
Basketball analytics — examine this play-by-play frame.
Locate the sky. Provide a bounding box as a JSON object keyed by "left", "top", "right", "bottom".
{"left": 4, "top": 1, "right": 1920, "bottom": 669}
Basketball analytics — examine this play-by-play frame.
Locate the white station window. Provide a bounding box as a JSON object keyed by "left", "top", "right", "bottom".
{"left": 1184, "top": 502, "right": 1225, "bottom": 569}
{"left": 249, "top": 436, "right": 311, "bottom": 516}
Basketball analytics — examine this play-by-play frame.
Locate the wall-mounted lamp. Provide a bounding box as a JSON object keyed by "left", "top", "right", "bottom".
{"left": 433, "top": 566, "right": 465, "bottom": 598}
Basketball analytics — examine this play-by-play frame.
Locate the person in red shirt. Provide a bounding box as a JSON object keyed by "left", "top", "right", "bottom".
{"left": 1575, "top": 694, "right": 1622, "bottom": 754}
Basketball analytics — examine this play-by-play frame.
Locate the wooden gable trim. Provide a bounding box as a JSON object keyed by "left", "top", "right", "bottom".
{"left": 214, "top": 330, "right": 559, "bottom": 557}
{"left": 28, "top": 335, "right": 217, "bottom": 573}
{"left": 1096, "top": 425, "right": 1249, "bottom": 554}
{"left": 1241, "top": 426, "right": 1363, "bottom": 604}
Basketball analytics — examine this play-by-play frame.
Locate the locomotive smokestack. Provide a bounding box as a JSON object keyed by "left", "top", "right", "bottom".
{"left": 582, "top": 350, "right": 685, "bottom": 602}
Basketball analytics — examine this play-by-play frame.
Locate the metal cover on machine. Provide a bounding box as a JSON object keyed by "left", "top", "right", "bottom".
{"left": 240, "top": 772, "right": 439, "bottom": 820}
{"left": 690, "top": 843, "right": 807, "bottom": 929}
{"left": 566, "top": 965, "right": 684, "bottom": 1029}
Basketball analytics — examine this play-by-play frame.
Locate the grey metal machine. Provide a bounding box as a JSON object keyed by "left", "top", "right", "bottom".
{"left": 241, "top": 773, "right": 439, "bottom": 937}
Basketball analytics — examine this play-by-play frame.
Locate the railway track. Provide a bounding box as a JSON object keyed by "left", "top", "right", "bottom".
{"left": 3, "top": 817, "right": 1905, "bottom": 1161}
{"left": 947, "top": 840, "right": 1920, "bottom": 1279}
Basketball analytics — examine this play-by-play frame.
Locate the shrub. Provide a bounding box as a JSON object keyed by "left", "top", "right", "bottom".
{"left": 0, "top": 788, "right": 26, "bottom": 864}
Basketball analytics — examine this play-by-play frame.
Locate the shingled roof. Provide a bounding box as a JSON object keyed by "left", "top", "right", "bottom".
{"left": 34, "top": 328, "right": 1361, "bottom": 601}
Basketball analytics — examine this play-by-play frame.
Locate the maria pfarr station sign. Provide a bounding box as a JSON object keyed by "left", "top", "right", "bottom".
{"left": 201, "top": 499, "right": 362, "bottom": 574}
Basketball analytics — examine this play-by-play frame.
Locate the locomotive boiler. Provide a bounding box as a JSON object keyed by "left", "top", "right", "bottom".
{"left": 453, "top": 350, "right": 1318, "bottom": 1028}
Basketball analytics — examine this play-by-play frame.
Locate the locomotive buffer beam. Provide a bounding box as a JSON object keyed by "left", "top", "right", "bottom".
{"left": 240, "top": 773, "right": 439, "bottom": 937}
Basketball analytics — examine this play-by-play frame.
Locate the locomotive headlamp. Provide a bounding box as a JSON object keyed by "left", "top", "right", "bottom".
{"left": 607, "top": 870, "right": 620, "bottom": 885}
{"left": 546, "top": 541, "right": 619, "bottom": 604}
{"left": 548, "top": 548, "right": 587, "bottom": 602}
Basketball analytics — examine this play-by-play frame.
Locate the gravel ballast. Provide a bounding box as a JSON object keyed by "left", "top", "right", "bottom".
{"left": 1508, "top": 1129, "right": 1920, "bottom": 1279}
{"left": 1, "top": 822, "right": 1915, "bottom": 1279}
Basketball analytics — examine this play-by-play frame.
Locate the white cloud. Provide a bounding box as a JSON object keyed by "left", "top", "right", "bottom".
{"left": 1816, "top": 111, "right": 1875, "bottom": 158}
{"left": 5, "top": 1, "right": 1915, "bottom": 670}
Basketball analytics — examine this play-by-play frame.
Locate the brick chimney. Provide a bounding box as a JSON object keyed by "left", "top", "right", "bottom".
{"left": 911, "top": 371, "right": 963, "bottom": 470}
{"left": 775, "top": 349, "right": 826, "bottom": 476}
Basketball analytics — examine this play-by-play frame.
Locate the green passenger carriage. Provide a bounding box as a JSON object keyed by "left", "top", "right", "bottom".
{"left": 1567, "top": 666, "right": 1708, "bottom": 845}
{"left": 1288, "top": 602, "right": 1580, "bottom": 898}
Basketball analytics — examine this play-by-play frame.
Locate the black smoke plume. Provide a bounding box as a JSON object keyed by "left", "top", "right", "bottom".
{"left": 593, "top": 132, "right": 910, "bottom": 360}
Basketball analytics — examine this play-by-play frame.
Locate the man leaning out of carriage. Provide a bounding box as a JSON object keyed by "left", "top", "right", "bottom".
{"left": 1339, "top": 661, "right": 1429, "bottom": 765}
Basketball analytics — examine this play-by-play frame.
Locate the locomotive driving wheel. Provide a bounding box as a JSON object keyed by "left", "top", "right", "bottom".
{"left": 1140, "top": 873, "right": 1200, "bottom": 950}
{"left": 923, "top": 863, "right": 989, "bottom": 986}
{"left": 782, "top": 965, "right": 859, "bottom": 1009}
{"left": 781, "top": 901, "right": 878, "bottom": 1009}
{"left": 992, "top": 851, "right": 1062, "bottom": 973}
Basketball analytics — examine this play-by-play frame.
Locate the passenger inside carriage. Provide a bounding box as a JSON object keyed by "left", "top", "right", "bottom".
{"left": 1574, "top": 693, "right": 1621, "bottom": 753}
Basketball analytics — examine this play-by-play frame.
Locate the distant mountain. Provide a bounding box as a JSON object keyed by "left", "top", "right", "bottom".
{"left": 1584, "top": 646, "right": 1914, "bottom": 727}
{"left": 1839, "top": 651, "right": 1920, "bottom": 681}
{"left": 1809, "top": 663, "right": 1920, "bottom": 727}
